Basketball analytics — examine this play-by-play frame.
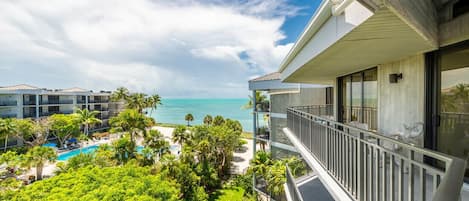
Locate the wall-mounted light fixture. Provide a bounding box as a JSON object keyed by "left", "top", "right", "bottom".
{"left": 389, "top": 73, "right": 403, "bottom": 83}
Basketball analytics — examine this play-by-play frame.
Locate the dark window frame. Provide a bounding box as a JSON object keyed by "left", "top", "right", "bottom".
{"left": 337, "top": 67, "right": 377, "bottom": 127}
{"left": 425, "top": 40, "right": 469, "bottom": 182}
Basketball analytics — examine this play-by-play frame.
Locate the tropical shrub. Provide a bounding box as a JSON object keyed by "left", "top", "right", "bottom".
{"left": 4, "top": 165, "right": 180, "bottom": 201}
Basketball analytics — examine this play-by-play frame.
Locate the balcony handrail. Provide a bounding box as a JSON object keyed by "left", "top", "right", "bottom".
{"left": 289, "top": 106, "right": 459, "bottom": 162}
{"left": 287, "top": 106, "right": 466, "bottom": 201}
{"left": 0, "top": 100, "right": 18, "bottom": 106}
{"left": 286, "top": 164, "right": 304, "bottom": 201}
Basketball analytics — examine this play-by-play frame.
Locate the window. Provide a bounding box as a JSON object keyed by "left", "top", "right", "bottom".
{"left": 338, "top": 68, "right": 378, "bottom": 130}
{"left": 439, "top": 44, "right": 469, "bottom": 179}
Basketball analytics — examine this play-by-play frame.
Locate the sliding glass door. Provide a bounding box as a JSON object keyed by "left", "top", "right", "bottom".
{"left": 338, "top": 68, "right": 378, "bottom": 131}
{"left": 438, "top": 44, "right": 469, "bottom": 179}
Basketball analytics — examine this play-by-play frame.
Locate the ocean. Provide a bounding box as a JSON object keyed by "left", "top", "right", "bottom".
{"left": 147, "top": 98, "right": 254, "bottom": 132}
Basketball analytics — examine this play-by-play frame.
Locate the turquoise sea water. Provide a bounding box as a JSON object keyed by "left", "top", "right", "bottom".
{"left": 148, "top": 99, "right": 253, "bottom": 132}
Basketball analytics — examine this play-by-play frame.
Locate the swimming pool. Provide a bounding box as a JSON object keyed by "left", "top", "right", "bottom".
{"left": 58, "top": 144, "right": 180, "bottom": 161}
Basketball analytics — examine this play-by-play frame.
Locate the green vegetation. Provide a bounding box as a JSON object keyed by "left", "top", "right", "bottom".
{"left": 155, "top": 122, "right": 181, "bottom": 128}
{"left": 241, "top": 132, "right": 253, "bottom": 139}
{"left": 185, "top": 113, "right": 194, "bottom": 126}
{"left": 248, "top": 151, "right": 307, "bottom": 197}
{"left": 203, "top": 115, "right": 213, "bottom": 125}
{"left": 73, "top": 108, "right": 101, "bottom": 136}
{"left": 0, "top": 86, "right": 288, "bottom": 200}
{"left": 111, "top": 87, "right": 162, "bottom": 115}
{"left": 49, "top": 114, "right": 81, "bottom": 148}
{"left": 210, "top": 187, "right": 247, "bottom": 201}
{"left": 3, "top": 165, "right": 180, "bottom": 201}
{"left": 22, "top": 147, "right": 57, "bottom": 180}
{"left": 0, "top": 118, "right": 17, "bottom": 151}
{"left": 242, "top": 91, "right": 268, "bottom": 110}
{"left": 109, "top": 109, "right": 155, "bottom": 143}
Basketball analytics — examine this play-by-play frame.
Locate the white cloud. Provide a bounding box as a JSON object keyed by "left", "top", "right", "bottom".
{"left": 0, "top": 0, "right": 297, "bottom": 98}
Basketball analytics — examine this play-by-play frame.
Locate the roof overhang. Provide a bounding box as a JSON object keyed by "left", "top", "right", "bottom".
{"left": 249, "top": 79, "right": 300, "bottom": 91}
{"left": 279, "top": 0, "right": 439, "bottom": 84}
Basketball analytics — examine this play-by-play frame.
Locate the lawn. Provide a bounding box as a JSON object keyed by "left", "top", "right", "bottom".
{"left": 241, "top": 132, "right": 253, "bottom": 139}
{"left": 209, "top": 187, "right": 246, "bottom": 201}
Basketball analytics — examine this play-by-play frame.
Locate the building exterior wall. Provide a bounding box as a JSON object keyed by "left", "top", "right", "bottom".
{"left": 377, "top": 54, "right": 425, "bottom": 146}
{"left": 269, "top": 87, "right": 327, "bottom": 159}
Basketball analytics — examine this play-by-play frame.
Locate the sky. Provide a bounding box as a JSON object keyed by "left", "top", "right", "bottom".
{"left": 0, "top": 0, "right": 321, "bottom": 98}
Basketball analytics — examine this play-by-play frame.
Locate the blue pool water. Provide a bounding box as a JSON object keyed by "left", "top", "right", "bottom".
{"left": 58, "top": 145, "right": 100, "bottom": 161}
{"left": 147, "top": 98, "right": 255, "bottom": 132}
{"left": 58, "top": 145, "right": 180, "bottom": 161}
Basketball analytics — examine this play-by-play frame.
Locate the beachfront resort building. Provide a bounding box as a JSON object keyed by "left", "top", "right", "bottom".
{"left": 250, "top": 0, "right": 469, "bottom": 200}
{"left": 0, "top": 84, "right": 119, "bottom": 148}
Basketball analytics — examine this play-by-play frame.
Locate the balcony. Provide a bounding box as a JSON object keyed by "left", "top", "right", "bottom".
{"left": 23, "top": 100, "right": 36, "bottom": 106}
{"left": 40, "top": 100, "right": 74, "bottom": 105}
{"left": 89, "top": 99, "right": 109, "bottom": 104}
{"left": 255, "top": 101, "right": 270, "bottom": 113}
{"left": 23, "top": 113, "right": 36, "bottom": 118}
{"left": 0, "top": 114, "right": 16, "bottom": 118}
{"left": 39, "top": 110, "right": 73, "bottom": 117}
{"left": 256, "top": 126, "right": 270, "bottom": 141}
{"left": 77, "top": 99, "right": 86, "bottom": 104}
{"left": 285, "top": 106, "right": 466, "bottom": 201}
{"left": 0, "top": 101, "right": 17, "bottom": 107}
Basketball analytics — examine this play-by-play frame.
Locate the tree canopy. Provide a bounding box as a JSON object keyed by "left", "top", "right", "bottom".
{"left": 3, "top": 165, "right": 180, "bottom": 201}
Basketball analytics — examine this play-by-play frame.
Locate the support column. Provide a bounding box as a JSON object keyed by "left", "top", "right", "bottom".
{"left": 252, "top": 90, "right": 257, "bottom": 155}
{"left": 252, "top": 90, "right": 257, "bottom": 190}
{"left": 17, "top": 94, "right": 23, "bottom": 118}
{"left": 35, "top": 94, "right": 39, "bottom": 119}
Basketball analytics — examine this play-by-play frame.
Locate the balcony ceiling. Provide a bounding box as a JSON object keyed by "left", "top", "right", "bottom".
{"left": 282, "top": 8, "right": 437, "bottom": 84}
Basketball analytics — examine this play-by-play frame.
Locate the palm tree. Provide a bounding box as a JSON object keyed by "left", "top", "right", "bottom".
{"left": 22, "top": 146, "right": 57, "bottom": 180}
{"left": 203, "top": 115, "right": 213, "bottom": 125}
{"left": 144, "top": 129, "right": 169, "bottom": 160}
{"left": 243, "top": 91, "right": 267, "bottom": 109}
{"left": 452, "top": 84, "right": 469, "bottom": 101}
{"left": 185, "top": 113, "right": 194, "bottom": 126}
{"left": 172, "top": 125, "right": 188, "bottom": 147}
{"left": 212, "top": 115, "right": 225, "bottom": 126}
{"left": 126, "top": 93, "right": 147, "bottom": 113}
{"left": 0, "top": 118, "right": 17, "bottom": 151}
{"left": 74, "top": 108, "right": 102, "bottom": 136}
{"left": 146, "top": 94, "right": 162, "bottom": 116}
{"left": 109, "top": 109, "right": 154, "bottom": 143}
{"left": 111, "top": 87, "right": 130, "bottom": 101}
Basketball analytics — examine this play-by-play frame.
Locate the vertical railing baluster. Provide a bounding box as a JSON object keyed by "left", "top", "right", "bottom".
{"left": 432, "top": 174, "right": 440, "bottom": 198}
{"left": 375, "top": 148, "right": 380, "bottom": 201}
{"left": 382, "top": 151, "right": 387, "bottom": 201}
{"left": 390, "top": 154, "right": 395, "bottom": 201}
{"left": 409, "top": 151, "right": 414, "bottom": 201}
{"left": 358, "top": 133, "right": 364, "bottom": 200}
{"left": 420, "top": 167, "right": 426, "bottom": 201}
{"left": 398, "top": 158, "right": 404, "bottom": 201}
{"left": 369, "top": 146, "right": 373, "bottom": 200}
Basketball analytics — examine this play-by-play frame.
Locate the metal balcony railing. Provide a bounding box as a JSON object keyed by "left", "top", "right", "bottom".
{"left": 286, "top": 106, "right": 466, "bottom": 201}
{"left": 0, "top": 114, "right": 16, "bottom": 118}
{"left": 0, "top": 101, "right": 17, "bottom": 106}
{"left": 23, "top": 113, "right": 36, "bottom": 118}
{"left": 286, "top": 165, "right": 304, "bottom": 201}
{"left": 40, "top": 100, "right": 73, "bottom": 105}
{"left": 23, "top": 100, "right": 36, "bottom": 106}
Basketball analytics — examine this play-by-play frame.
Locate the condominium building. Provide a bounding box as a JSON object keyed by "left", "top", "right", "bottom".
{"left": 0, "top": 84, "right": 120, "bottom": 148}
{"left": 249, "top": 73, "right": 334, "bottom": 198}
{"left": 250, "top": 0, "right": 469, "bottom": 200}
